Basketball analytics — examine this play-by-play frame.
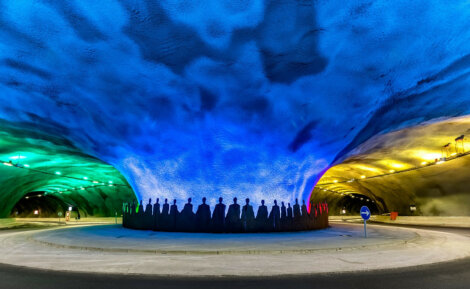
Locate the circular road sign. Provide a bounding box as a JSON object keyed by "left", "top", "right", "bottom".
{"left": 360, "top": 206, "right": 371, "bottom": 221}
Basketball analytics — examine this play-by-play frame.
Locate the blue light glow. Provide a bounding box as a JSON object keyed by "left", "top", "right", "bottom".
{"left": 1, "top": 1, "right": 470, "bottom": 209}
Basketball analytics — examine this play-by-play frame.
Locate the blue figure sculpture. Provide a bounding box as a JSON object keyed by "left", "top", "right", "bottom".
{"left": 226, "top": 197, "right": 241, "bottom": 233}
{"left": 196, "top": 197, "right": 211, "bottom": 232}
{"left": 212, "top": 197, "right": 226, "bottom": 233}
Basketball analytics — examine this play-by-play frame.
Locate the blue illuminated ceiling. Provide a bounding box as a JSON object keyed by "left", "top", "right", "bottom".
{"left": 1, "top": 1, "right": 470, "bottom": 207}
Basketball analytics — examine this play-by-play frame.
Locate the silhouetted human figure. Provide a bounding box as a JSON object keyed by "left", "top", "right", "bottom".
{"left": 226, "top": 197, "right": 241, "bottom": 233}
{"left": 241, "top": 198, "right": 255, "bottom": 232}
{"left": 159, "top": 198, "right": 170, "bottom": 231}
{"left": 301, "top": 200, "right": 309, "bottom": 231}
{"left": 169, "top": 199, "right": 179, "bottom": 231}
{"left": 293, "top": 198, "right": 301, "bottom": 231}
{"left": 196, "top": 197, "right": 211, "bottom": 232}
{"left": 153, "top": 198, "right": 160, "bottom": 231}
{"left": 144, "top": 198, "right": 153, "bottom": 230}
{"left": 280, "top": 201, "right": 287, "bottom": 232}
{"left": 269, "top": 200, "right": 281, "bottom": 231}
{"left": 178, "top": 198, "right": 195, "bottom": 232}
{"left": 136, "top": 200, "right": 145, "bottom": 229}
{"left": 256, "top": 200, "right": 269, "bottom": 232}
{"left": 286, "top": 202, "right": 293, "bottom": 231}
{"left": 212, "top": 197, "right": 226, "bottom": 233}
{"left": 308, "top": 200, "right": 316, "bottom": 230}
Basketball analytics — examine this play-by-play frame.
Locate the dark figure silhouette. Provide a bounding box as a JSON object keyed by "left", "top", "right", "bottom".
{"left": 286, "top": 202, "right": 293, "bottom": 231}
{"left": 160, "top": 199, "right": 170, "bottom": 231}
{"left": 301, "top": 200, "right": 309, "bottom": 231}
{"left": 169, "top": 199, "right": 179, "bottom": 231}
{"left": 178, "top": 198, "right": 195, "bottom": 232}
{"left": 308, "top": 200, "right": 316, "bottom": 230}
{"left": 241, "top": 198, "right": 255, "bottom": 232}
{"left": 269, "top": 200, "right": 281, "bottom": 231}
{"left": 136, "top": 200, "right": 145, "bottom": 229}
{"left": 144, "top": 198, "right": 153, "bottom": 230}
{"left": 256, "top": 200, "right": 269, "bottom": 232}
{"left": 153, "top": 198, "right": 160, "bottom": 231}
{"left": 293, "top": 198, "right": 301, "bottom": 231}
{"left": 226, "top": 197, "right": 241, "bottom": 233}
{"left": 212, "top": 197, "right": 226, "bottom": 233}
{"left": 280, "top": 201, "right": 287, "bottom": 231}
{"left": 196, "top": 197, "right": 211, "bottom": 232}
{"left": 287, "top": 203, "right": 293, "bottom": 218}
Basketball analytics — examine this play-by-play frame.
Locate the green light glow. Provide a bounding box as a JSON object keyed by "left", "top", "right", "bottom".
{"left": 0, "top": 123, "right": 136, "bottom": 218}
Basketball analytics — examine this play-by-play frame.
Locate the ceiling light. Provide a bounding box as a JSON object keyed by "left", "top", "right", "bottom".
{"left": 389, "top": 169, "right": 395, "bottom": 173}
{"left": 360, "top": 175, "right": 366, "bottom": 179}
{"left": 333, "top": 180, "right": 338, "bottom": 183}
{"left": 9, "top": 156, "right": 26, "bottom": 160}
{"left": 421, "top": 161, "right": 428, "bottom": 166}
{"left": 24, "top": 164, "right": 30, "bottom": 167}
{"left": 83, "top": 177, "right": 88, "bottom": 180}
{"left": 55, "top": 171, "right": 61, "bottom": 175}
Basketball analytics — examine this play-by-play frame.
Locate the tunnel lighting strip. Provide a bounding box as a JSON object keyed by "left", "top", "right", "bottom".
{"left": 1, "top": 159, "right": 131, "bottom": 190}
{"left": 314, "top": 187, "right": 375, "bottom": 203}
{"left": 317, "top": 149, "right": 470, "bottom": 187}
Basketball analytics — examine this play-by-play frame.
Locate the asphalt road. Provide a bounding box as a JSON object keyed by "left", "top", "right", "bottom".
{"left": 0, "top": 226, "right": 469, "bottom": 289}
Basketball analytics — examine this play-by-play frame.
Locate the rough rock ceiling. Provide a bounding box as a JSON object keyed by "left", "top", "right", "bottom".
{"left": 1, "top": 1, "right": 470, "bottom": 209}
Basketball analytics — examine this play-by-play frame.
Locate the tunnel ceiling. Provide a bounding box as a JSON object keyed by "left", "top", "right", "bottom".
{"left": 1, "top": 1, "right": 470, "bottom": 209}
{"left": 0, "top": 122, "right": 134, "bottom": 217}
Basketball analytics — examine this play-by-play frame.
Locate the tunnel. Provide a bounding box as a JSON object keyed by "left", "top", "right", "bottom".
{"left": 1, "top": 0, "right": 470, "bottom": 216}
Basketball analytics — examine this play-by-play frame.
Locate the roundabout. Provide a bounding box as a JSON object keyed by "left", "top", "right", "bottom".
{"left": 0, "top": 222, "right": 469, "bottom": 277}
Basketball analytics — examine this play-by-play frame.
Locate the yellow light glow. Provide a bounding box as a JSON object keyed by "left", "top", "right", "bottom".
{"left": 421, "top": 161, "right": 428, "bottom": 165}
{"left": 412, "top": 151, "right": 442, "bottom": 161}
{"left": 360, "top": 175, "right": 366, "bottom": 179}
{"left": 451, "top": 152, "right": 457, "bottom": 156}
{"left": 333, "top": 180, "right": 338, "bottom": 183}
{"left": 390, "top": 163, "right": 405, "bottom": 169}
{"left": 389, "top": 169, "right": 395, "bottom": 173}
{"left": 354, "top": 164, "right": 382, "bottom": 173}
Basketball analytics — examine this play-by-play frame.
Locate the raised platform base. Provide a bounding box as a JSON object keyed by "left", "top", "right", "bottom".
{"left": 0, "top": 223, "right": 469, "bottom": 276}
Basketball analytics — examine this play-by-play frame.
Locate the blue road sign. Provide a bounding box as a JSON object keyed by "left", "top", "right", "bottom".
{"left": 360, "top": 206, "right": 371, "bottom": 221}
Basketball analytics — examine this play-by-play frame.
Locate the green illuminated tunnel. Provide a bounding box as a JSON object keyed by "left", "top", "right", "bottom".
{"left": 0, "top": 122, "right": 136, "bottom": 218}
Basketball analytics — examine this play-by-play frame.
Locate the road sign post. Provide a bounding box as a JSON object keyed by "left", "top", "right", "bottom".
{"left": 360, "top": 206, "right": 371, "bottom": 238}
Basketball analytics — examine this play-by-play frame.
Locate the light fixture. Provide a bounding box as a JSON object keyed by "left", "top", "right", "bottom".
{"left": 55, "top": 171, "right": 61, "bottom": 175}
{"left": 9, "top": 156, "right": 27, "bottom": 160}
{"left": 389, "top": 169, "right": 395, "bottom": 173}
{"left": 24, "top": 164, "right": 30, "bottom": 167}
{"left": 25, "top": 196, "right": 29, "bottom": 199}
{"left": 108, "top": 181, "right": 113, "bottom": 184}
{"left": 83, "top": 177, "right": 88, "bottom": 180}
{"left": 421, "top": 161, "right": 428, "bottom": 166}
{"left": 360, "top": 175, "right": 366, "bottom": 179}
{"left": 451, "top": 152, "right": 457, "bottom": 156}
